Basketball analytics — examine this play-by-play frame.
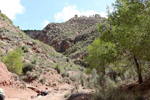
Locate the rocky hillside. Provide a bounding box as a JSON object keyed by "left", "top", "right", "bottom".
{"left": 0, "top": 11, "right": 84, "bottom": 85}
{"left": 24, "top": 15, "right": 105, "bottom": 63}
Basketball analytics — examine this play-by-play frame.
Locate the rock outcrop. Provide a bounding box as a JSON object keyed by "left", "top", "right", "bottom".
{"left": 0, "top": 62, "right": 12, "bottom": 86}
{"left": 24, "top": 16, "right": 105, "bottom": 61}
{"left": 0, "top": 62, "right": 24, "bottom": 88}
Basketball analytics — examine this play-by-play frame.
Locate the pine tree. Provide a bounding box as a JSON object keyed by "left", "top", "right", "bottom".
{"left": 85, "top": 0, "right": 150, "bottom": 84}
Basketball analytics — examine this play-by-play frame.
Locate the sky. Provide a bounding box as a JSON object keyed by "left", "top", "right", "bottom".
{"left": 0, "top": 0, "right": 116, "bottom": 30}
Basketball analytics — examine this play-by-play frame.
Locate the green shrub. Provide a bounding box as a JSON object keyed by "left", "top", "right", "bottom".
{"left": 22, "top": 45, "right": 29, "bottom": 53}
{"left": 70, "top": 76, "right": 77, "bottom": 82}
{"left": 0, "top": 42, "right": 3, "bottom": 47}
{"left": 66, "top": 78, "right": 71, "bottom": 84}
{"left": 87, "top": 70, "right": 145, "bottom": 100}
{"left": 64, "top": 91, "right": 71, "bottom": 98}
{"left": 3, "top": 47, "right": 23, "bottom": 75}
{"left": 23, "top": 63, "right": 36, "bottom": 74}
{"left": 34, "top": 72, "right": 40, "bottom": 79}
{"left": 20, "top": 75, "right": 27, "bottom": 81}
{"left": 61, "top": 72, "right": 69, "bottom": 77}
{"left": 55, "top": 64, "right": 64, "bottom": 74}
{"left": 94, "top": 88, "right": 145, "bottom": 100}
{"left": 31, "top": 59, "right": 37, "bottom": 64}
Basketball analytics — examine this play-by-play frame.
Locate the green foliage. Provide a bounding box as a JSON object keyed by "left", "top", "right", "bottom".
{"left": 85, "top": 0, "right": 150, "bottom": 84}
{"left": 70, "top": 76, "right": 77, "bottom": 82}
{"left": 70, "top": 74, "right": 80, "bottom": 82}
{"left": 107, "top": 0, "right": 150, "bottom": 83}
{"left": 31, "top": 59, "right": 38, "bottom": 65}
{"left": 23, "top": 63, "right": 36, "bottom": 74}
{"left": 0, "top": 42, "right": 3, "bottom": 47}
{"left": 84, "top": 38, "right": 117, "bottom": 72}
{"left": 85, "top": 69, "right": 144, "bottom": 100}
{"left": 107, "top": 0, "right": 150, "bottom": 60}
{"left": 94, "top": 87, "right": 144, "bottom": 100}
{"left": 3, "top": 47, "right": 23, "bottom": 75}
{"left": 21, "top": 45, "right": 29, "bottom": 53}
{"left": 54, "top": 63, "right": 64, "bottom": 74}
{"left": 64, "top": 91, "right": 71, "bottom": 98}
{"left": 61, "top": 72, "right": 69, "bottom": 77}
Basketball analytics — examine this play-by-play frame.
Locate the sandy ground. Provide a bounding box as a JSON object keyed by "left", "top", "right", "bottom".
{"left": 5, "top": 83, "right": 93, "bottom": 100}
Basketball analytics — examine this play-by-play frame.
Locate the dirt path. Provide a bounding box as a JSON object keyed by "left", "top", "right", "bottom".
{"left": 6, "top": 99, "right": 27, "bottom": 100}
{"left": 4, "top": 81, "right": 94, "bottom": 100}
{"left": 5, "top": 84, "right": 93, "bottom": 100}
{"left": 31, "top": 83, "right": 93, "bottom": 100}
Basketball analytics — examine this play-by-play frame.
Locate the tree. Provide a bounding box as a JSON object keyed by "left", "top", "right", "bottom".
{"left": 85, "top": 38, "right": 117, "bottom": 74}
{"left": 85, "top": 0, "right": 150, "bottom": 84}
{"left": 3, "top": 47, "right": 23, "bottom": 75}
{"left": 108, "top": 0, "right": 150, "bottom": 84}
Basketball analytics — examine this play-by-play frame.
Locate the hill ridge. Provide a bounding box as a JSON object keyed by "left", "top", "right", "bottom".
{"left": 24, "top": 16, "right": 105, "bottom": 64}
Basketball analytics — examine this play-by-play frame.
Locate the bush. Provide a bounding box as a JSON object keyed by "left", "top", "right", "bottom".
{"left": 23, "top": 63, "right": 36, "bottom": 74}
{"left": 55, "top": 64, "right": 64, "bottom": 74}
{"left": 22, "top": 45, "right": 28, "bottom": 53}
{"left": 87, "top": 70, "right": 145, "bottom": 100}
{"left": 94, "top": 88, "right": 145, "bottom": 100}
{"left": 64, "top": 91, "right": 71, "bottom": 98}
{"left": 3, "top": 47, "right": 23, "bottom": 75}
{"left": 31, "top": 59, "right": 37, "bottom": 64}
{"left": 70, "top": 76, "right": 77, "bottom": 82}
{"left": 34, "top": 72, "right": 40, "bottom": 79}
{"left": 61, "top": 72, "right": 69, "bottom": 77}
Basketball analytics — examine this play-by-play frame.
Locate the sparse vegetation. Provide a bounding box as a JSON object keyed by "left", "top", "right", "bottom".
{"left": 1, "top": 2, "right": 150, "bottom": 99}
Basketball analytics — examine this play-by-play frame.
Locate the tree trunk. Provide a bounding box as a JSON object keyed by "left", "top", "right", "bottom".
{"left": 133, "top": 56, "right": 143, "bottom": 84}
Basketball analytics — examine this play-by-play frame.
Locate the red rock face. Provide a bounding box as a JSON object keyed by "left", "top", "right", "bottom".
{"left": 0, "top": 62, "right": 12, "bottom": 86}
{"left": 24, "top": 16, "right": 104, "bottom": 60}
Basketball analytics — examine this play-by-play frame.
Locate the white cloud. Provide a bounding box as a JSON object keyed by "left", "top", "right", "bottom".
{"left": 54, "top": 5, "right": 107, "bottom": 22}
{"left": 42, "top": 20, "right": 50, "bottom": 27}
{"left": 0, "top": 0, "right": 25, "bottom": 20}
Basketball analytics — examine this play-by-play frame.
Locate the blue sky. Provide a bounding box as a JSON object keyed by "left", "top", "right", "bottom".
{"left": 0, "top": 0, "right": 116, "bottom": 30}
